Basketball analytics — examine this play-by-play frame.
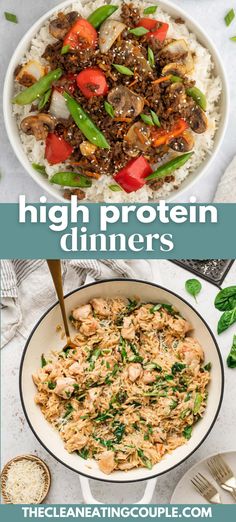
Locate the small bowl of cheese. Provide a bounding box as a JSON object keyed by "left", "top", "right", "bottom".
{"left": 1, "top": 455, "right": 51, "bottom": 504}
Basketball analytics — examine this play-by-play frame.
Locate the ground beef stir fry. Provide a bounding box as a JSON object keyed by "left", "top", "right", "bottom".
{"left": 14, "top": 2, "right": 209, "bottom": 198}
{"left": 33, "top": 297, "right": 210, "bottom": 475}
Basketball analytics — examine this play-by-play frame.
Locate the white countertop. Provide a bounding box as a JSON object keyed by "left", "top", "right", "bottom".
{"left": 0, "top": 0, "right": 236, "bottom": 203}
{"left": 1, "top": 260, "right": 236, "bottom": 504}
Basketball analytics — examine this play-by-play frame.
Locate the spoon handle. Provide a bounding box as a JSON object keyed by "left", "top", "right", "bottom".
{"left": 47, "top": 260, "right": 70, "bottom": 339}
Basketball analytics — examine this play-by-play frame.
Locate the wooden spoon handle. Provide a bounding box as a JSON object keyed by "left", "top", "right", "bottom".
{"left": 46, "top": 260, "right": 70, "bottom": 339}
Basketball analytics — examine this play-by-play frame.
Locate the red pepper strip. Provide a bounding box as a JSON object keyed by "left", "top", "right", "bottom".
{"left": 152, "top": 119, "right": 188, "bottom": 147}
{"left": 138, "top": 18, "right": 169, "bottom": 42}
{"left": 63, "top": 18, "right": 97, "bottom": 51}
{"left": 45, "top": 133, "right": 73, "bottom": 165}
{"left": 76, "top": 68, "right": 108, "bottom": 99}
{"left": 114, "top": 156, "right": 152, "bottom": 193}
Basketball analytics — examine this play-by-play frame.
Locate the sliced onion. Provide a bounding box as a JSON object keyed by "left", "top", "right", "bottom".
{"left": 16, "top": 60, "right": 46, "bottom": 84}
{"left": 99, "top": 19, "right": 126, "bottom": 53}
{"left": 49, "top": 89, "right": 70, "bottom": 119}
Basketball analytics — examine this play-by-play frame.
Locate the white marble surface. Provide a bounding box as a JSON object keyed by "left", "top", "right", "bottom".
{"left": 1, "top": 260, "right": 236, "bottom": 504}
{"left": 0, "top": 0, "right": 236, "bottom": 202}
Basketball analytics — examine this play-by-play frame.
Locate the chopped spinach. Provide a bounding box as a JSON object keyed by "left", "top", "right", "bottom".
{"left": 41, "top": 354, "right": 47, "bottom": 368}
{"left": 137, "top": 449, "right": 152, "bottom": 469}
{"left": 63, "top": 402, "right": 74, "bottom": 418}
{"left": 119, "top": 337, "right": 127, "bottom": 361}
{"left": 183, "top": 425, "right": 192, "bottom": 440}
{"left": 77, "top": 448, "right": 89, "bottom": 460}
{"left": 204, "top": 362, "right": 212, "bottom": 372}
{"left": 47, "top": 381, "right": 56, "bottom": 390}
{"left": 171, "top": 362, "right": 186, "bottom": 375}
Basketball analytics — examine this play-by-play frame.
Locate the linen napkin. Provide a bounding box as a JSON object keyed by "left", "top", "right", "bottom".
{"left": 0, "top": 259, "right": 158, "bottom": 348}
{"left": 213, "top": 156, "right": 236, "bottom": 202}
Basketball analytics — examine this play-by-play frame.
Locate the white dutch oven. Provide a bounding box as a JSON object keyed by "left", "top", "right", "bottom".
{"left": 3, "top": 0, "right": 229, "bottom": 202}
{"left": 20, "top": 279, "right": 224, "bottom": 503}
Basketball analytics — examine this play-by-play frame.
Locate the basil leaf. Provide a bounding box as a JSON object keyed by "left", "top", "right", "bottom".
{"left": 148, "top": 46, "right": 155, "bottom": 67}
{"left": 104, "top": 100, "right": 115, "bottom": 118}
{"left": 227, "top": 335, "right": 236, "bottom": 368}
{"left": 129, "top": 26, "right": 149, "bottom": 36}
{"left": 143, "top": 6, "right": 158, "bottom": 14}
{"left": 112, "top": 64, "right": 134, "bottom": 76}
{"left": 217, "top": 307, "right": 236, "bottom": 334}
{"left": 185, "top": 279, "right": 202, "bottom": 300}
{"left": 225, "top": 8, "right": 235, "bottom": 26}
{"left": 214, "top": 286, "right": 236, "bottom": 311}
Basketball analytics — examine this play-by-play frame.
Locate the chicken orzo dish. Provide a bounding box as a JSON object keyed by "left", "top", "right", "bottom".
{"left": 33, "top": 296, "right": 211, "bottom": 475}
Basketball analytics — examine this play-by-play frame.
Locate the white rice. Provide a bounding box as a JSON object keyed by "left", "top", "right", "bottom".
{"left": 13, "top": 0, "right": 222, "bottom": 202}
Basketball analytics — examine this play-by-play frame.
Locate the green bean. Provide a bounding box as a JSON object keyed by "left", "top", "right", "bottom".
{"left": 146, "top": 152, "right": 193, "bottom": 181}
{"left": 186, "top": 87, "right": 207, "bottom": 111}
{"left": 64, "top": 92, "right": 110, "bottom": 149}
{"left": 87, "top": 5, "right": 118, "bottom": 28}
{"left": 50, "top": 172, "right": 92, "bottom": 188}
{"left": 12, "top": 68, "right": 62, "bottom": 105}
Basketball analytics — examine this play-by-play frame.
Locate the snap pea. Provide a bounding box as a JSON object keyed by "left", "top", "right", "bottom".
{"left": 87, "top": 5, "right": 118, "bottom": 28}
{"left": 50, "top": 172, "right": 92, "bottom": 188}
{"left": 146, "top": 152, "right": 193, "bottom": 181}
{"left": 12, "top": 68, "right": 62, "bottom": 105}
{"left": 64, "top": 92, "right": 110, "bottom": 149}
{"left": 186, "top": 87, "right": 207, "bottom": 111}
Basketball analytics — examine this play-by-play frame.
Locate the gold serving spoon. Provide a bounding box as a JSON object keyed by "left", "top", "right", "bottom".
{"left": 47, "top": 260, "right": 74, "bottom": 349}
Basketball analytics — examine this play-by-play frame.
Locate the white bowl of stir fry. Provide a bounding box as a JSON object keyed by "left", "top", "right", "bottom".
{"left": 20, "top": 279, "right": 224, "bottom": 485}
{"left": 4, "top": 0, "right": 229, "bottom": 202}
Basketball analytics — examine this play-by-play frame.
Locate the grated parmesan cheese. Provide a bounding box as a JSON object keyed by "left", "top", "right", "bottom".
{"left": 5, "top": 459, "right": 46, "bottom": 504}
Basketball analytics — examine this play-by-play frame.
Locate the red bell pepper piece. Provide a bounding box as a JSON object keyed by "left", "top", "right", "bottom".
{"left": 45, "top": 133, "right": 73, "bottom": 165}
{"left": 76, "top": 68, "right": 108, "bottom": 99}
{"left": 114, "top": 156, "right": 152, "bottom": 193}
{"left": 63, "top": 18, "right": 97, "bottom": 51}
{"left": 151, "top": 119, "right": 188, "bottom": 147}
{"left": 138, "top": 18, "right": 169, "bottom": 42}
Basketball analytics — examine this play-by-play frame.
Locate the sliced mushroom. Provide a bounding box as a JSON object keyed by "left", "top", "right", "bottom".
{"left": 188, "top": 106, "right": 208, "bottom": 134}
{"left": 119, "top": 40, "right": 153, "bottom": 76}
{"left": 108, "top": 85, "right": 144, "bottom": 118}
{"left": 169, "top": 129, "right": 195, "bottom": 152}
{"left": 125, "top": 122, "right": 151, "bottom": 156}
{"left": 165, "top": 82, "right": 188, "bottom": 109}
{"left": 20, "top": 114, "right": 55, "bottom": 140}
{"left": 15, "top": 60, "right": 46, "bottom": 87}
{"left": 162, "top": 62, "right": 187, "bottom": 77}
{"left": 49, "top": 11, "right": 78, "bottom": 40}
{"left": 160, "top": 39, "right": 194, "bottom": 74}
{"left": 99, "top": 19, "right": 126, "bottom": 53}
